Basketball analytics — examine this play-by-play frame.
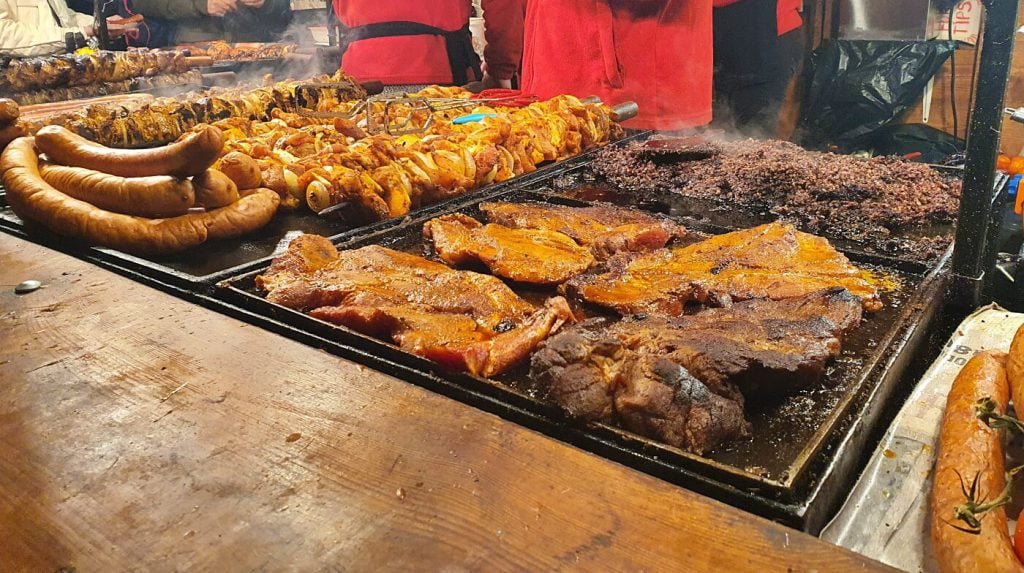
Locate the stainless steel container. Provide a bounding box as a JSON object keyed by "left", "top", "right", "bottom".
{"left": 838, "top": 0, "right": 938, "bottom": 40}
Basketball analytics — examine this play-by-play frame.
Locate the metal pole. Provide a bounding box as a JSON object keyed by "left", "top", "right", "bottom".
{"left": 950, "top": 0, "right": 1020, "bottom": 304}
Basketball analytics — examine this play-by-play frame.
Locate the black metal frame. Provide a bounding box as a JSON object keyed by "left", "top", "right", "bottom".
{"left": 950, "top": 0, "right": 1021, "bottom": 305}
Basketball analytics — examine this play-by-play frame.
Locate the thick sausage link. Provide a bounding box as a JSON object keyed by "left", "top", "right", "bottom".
{"left": 1, "top": 137, "right": 278, "bottom": 255}
{"left": 40, "top": 163, "right": 195, "bottom": 217}
{"left": 931, "top": 351, "right": 1024, "bottom": 573}
{"left": 35, "top": 124, "right": 224, "bottom": 178}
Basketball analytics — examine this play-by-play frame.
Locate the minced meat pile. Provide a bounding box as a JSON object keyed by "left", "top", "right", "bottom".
{"left": 591, "top": 139, "right": 962, "bottom": 262}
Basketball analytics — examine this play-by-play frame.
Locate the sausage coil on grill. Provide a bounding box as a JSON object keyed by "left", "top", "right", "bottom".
{"left": 34, "top": 124, "right": 224, "bottom": 178}
{"left": 931, "top": 351, "right": 1024, "bottom": 573}
{"left": 39, "top": 163, "right": 195, "bottom": 218}
{"left": 1, "top": 137, "right": 279, "bottom": 255}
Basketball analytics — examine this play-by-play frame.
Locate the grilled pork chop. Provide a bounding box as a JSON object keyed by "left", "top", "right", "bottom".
{"left": 480, "top": 201, "right": 686, "bottom": 258}
{"left": 530, "top": 288, "right": 863, "bottom": 454}
{"left": 257, "top": 234, "right": 574, "bottom": 377}
{"left": 569, "top": 221, "right": 881, "bottom": 315}
{"left": 423, "top": 213, "right": 595, "bottom": 285}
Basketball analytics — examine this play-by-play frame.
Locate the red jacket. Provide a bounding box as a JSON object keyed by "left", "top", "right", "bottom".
{"left": 333, "top": 0, "right": 523, "bottom": 85}
{"left": 713, "top": 0, "right": 803, "bottom": 35}
{"left": 521, "top": 0, "right": 713, "bottom": 131}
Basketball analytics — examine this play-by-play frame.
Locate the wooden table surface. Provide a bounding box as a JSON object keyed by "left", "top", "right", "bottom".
{"left": 0, "top": 234, "right": 895, "bottom": 571}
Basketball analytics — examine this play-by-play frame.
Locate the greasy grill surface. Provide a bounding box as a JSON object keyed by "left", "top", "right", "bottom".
{"left": 216, "top": 188, "right": 941, "bottom": 534}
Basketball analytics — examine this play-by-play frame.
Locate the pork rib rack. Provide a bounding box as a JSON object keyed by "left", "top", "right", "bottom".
{"left": 568, "top": 221, "right": 882, "bottom": 315}
{"left": 530, "top": 288, "right": 864, "bottom": 454}
{"left": 256, "top": 234, "right": 573, "bottom": 377}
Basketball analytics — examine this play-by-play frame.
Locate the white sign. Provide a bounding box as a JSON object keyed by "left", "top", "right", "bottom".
{"left": 931, "top": 0, "right": 984, "bottom": 45}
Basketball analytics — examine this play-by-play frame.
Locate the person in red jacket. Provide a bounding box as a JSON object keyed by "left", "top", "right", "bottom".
{"left": 712, "top": 0, "right": 804, "bottom": 136}
{"left": 332, "top": 0, "right": 523, "bottom": 87}
{"left": 520, "top": 0, "right": 713, "bottom": 131}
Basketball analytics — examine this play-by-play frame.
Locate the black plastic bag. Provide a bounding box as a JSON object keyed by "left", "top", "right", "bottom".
{"left": 798, "top": 40, "right": 955, "bottom": 150}
{"left": 864, "top": 123, "right": 964, "bottom": 165}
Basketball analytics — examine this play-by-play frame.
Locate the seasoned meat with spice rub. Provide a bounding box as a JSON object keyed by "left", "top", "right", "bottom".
{"left": 530, "top": 288, "right": 862, "bottom": 453}
{"left": 424, "top": 213, "right": 595, "bottom": 284}
{"left": 480, "top": 201, "right": 686, "bottom": 258}
{"left": 568, "top": 222, "right": 881, "bottom": 315}
{"left": 257, "top": 234, "right": 573, "bottom": 377}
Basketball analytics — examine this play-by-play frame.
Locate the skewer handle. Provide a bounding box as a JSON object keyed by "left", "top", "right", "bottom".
{"left": 611, "top": 101, "right": 639, "bottom": 122}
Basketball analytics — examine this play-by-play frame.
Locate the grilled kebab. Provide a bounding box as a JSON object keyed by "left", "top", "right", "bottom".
{"left": 4, "top": 71, "right": 366, "bottom": 150}
{"left": 568, "top": 222, "right": 882, "bottom": 315}
{"left": 530, "top": 287, "right": 863, "bottom": 454}
{"left": 215, "top": 94, "right": 623, "bottom": 218}
{"left": 1, "top": 50, "right": 192, "bottom": 95}
{"left": 257, "top": 234, "right": 574, "bottom": 377}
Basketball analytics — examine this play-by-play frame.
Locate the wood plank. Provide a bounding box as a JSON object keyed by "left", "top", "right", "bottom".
{"left": 0, "top": 234, "right": 894, "bottom": 571}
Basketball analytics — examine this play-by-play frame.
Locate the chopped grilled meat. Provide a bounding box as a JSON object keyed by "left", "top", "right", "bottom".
{"left": 530, "top": 288, "right": 862, "bottom": 453}
{"left": 568, "top": 222, "right": 881, "bottom": 315}
{"left": 423, "top": 213, "right": 595, "bottom": 284}
{"left": 591, "top": 139, "right": 960, "bottom": 263}
{"left": 480, "top": 201, "right": 685, "bottom": 258}
{"left": 257, "top": 234, "right": 573, "bottom": 377}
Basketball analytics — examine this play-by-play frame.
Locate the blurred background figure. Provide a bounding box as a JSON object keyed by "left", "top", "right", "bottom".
{"left": 0, "top": 0, "right": 94, "bottom": 56}
{"left": 330, "top": 0, "right": 523, "bottom": 88}
{"left": 712, "top": 0, "right": 804, "bottom": 137}
{"left": 129, "top": 0, "right": 293, "bottom": 45}
{"left": 519, "top": 0, "right": 714, "bottom": 131}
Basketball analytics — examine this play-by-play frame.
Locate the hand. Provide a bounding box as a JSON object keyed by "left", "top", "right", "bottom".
{"left": 463, "top": 73, "right": 510, "bottom": 92}
{"left": 239, "top": 0, "right": 265, "bottom": 8}
{"left": 207, "top": 0, "right": 238, "bottom": 17}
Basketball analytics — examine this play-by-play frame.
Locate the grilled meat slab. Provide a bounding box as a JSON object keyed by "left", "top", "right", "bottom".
{"left": 569, "top": 222, "right": 881, "bottom": 315}
{"left": 480, "top": 201, "right": 685, "bottom": 258}
{"left": 423, "top": 213, "right": 595, "bottom": 284}
{"left": 257, "top": 234, "right": 573, "bottom": 377}
{"left": 530, "top": 288, "right": 863, "bottom": 453}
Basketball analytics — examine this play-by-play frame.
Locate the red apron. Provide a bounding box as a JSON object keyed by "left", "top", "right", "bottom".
{"left": 332, "top": 0, "right": 473, "bottom": 85}
{"left": 521, "top": 0, "right": 714, "bottom": 131}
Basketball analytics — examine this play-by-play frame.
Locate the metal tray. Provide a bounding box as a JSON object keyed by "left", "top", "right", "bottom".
{"left": 0, "top": 136, "right": 639, "bottom": 289}
{"left": 529, "top": 139, "right": 958, "bottom": 266}
{"left": 214, "top": 188, "right": 949, "bottom": 532}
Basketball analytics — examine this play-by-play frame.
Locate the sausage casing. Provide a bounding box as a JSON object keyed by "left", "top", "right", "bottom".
{"left": 217, "top": 151, "right": 262, "bottom": 189}
{"left": 193, "top": 169, "right": 239, "bottom": 209}
{"left": 931, "top": 351, "right": 1024, "bottom": 573}
{"left": 1006, "top": 324, "right": 1024, "bottom": 411}
{"left": 2, "top": 137, "right": 278, "bottom": 255}
{"left": 40, "top": 163, "right": 195, "bottom": 218}
{"left": 35, "top": 124, "right": 224, "bottom": 178}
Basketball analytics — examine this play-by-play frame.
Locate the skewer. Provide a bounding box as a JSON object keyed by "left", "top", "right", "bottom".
{"left": 317, "top": 202, "right": 350, "bottom": 217}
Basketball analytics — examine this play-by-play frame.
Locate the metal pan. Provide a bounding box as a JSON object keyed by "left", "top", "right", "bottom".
{"left": 0, "top": 134, "right": 645, "bottom": 289}
{"left": 527, "top": 136, "right": 958, "bottom": 267}
{"left": 214, "top": 187, "right": 948, "bottom": 532}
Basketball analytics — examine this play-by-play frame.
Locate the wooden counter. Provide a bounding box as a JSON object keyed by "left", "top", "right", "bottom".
{"left": 0, "top": 234, "right": 894, "bottom": 571}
